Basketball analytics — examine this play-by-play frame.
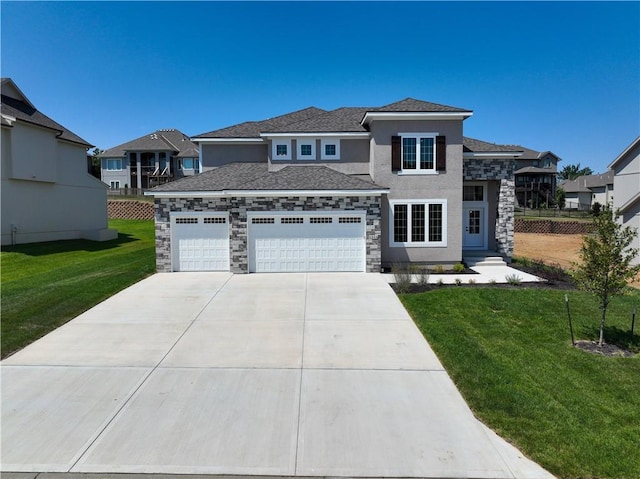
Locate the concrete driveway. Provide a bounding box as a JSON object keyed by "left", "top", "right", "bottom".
{"left": 2, "top": 273, "right": 554, "bottom": 478}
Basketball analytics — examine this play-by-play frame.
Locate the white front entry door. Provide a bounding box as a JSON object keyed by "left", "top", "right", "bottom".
{"left": 248, "top": 212, "right": 366, "bottom": 273}
{"left": 463, "top": 206, "right": 485, "bottom": 249}
{"left": 171, "top": 213, "right": 230, "bottom": 271}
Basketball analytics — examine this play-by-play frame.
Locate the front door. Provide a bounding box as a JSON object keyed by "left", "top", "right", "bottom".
{"left": 463, "top": 207, "right": 484, "bottom": 248}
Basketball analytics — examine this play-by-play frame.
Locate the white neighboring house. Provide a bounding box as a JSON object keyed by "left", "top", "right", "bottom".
{"left": 1, "top": 78, "right": 117, "bottom": 245}
{"left": 560, "top": 171, "right": 614, "bottom": 210}
{"left": 608, "top": 136, "right": 640, "bottom": 265}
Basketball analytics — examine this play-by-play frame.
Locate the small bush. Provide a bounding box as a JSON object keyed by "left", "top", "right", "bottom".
{"left": 392, "top": 264, "right": 412, "bottom": 293}
{"left": 468, "top": 278, "right": 477, "bottom": 285}
{"left": 455, "top": 278, "right": 462, "bottom": 286}
{"left": 453, "top": 263, "right": 465, "bottom": 273}
{"left": 434, "top": 264, "right": 445, "bottom": 274}
{"left": 436, "top": 278, "right": 444, "bottom": 286}
{"left": 505, "top": 274, "right": 522, "bottom": 286}
{"left": 417, "top": 267, "right": 430, "bottom": 287}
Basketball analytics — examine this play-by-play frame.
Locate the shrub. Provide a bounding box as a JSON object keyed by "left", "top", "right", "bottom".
{"left": 434, "top": 264, "right": 445, "bottom": 274}
{"left": 505, "top": 274, "right": 522, "bottom": 286}
{"left": 417, "top": 267, "right": 430, "bottom": 287}
{"left": 392, "top": 264, "right": 412, "bottom": 293}
{"left": 453, "top": 263, "right": 465, "bottom": 273}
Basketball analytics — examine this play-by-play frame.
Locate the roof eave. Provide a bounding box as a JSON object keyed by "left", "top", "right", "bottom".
{"left": 361, "top": 111, "right": 473, "bottom": 125}
{"left": 260, "top": 132, "right": 371, "bottom": 138}
{"left": 192, "top": 137, "right": 265, "bottom": 143}
{"left": 608, "top": 136, "right": 640, "bottom": 170}
{"left": 463, "top": 152, "right": 523, "bottom": 158}
{"left": 146, "top": 188, "right": 389, "bottom": 198}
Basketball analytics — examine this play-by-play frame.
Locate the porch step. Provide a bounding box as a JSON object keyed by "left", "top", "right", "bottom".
{"left": 464, "top": 256, "right": 507, "bottom": 268}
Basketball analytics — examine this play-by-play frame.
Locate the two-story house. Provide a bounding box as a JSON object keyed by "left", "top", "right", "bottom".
{"left": 100, "top": 129, "right": 200, "bottom": 190}
{"left": 146, "top": 99, "right": 520, "bottom": 273}
{"left": 609, "top": 137, "right": 640, "bottom": 264}
{"left": 1, "top": 78, "right": 116, "bottom": 245}
{"left": 560, "top": 171, "right": 615, "bottom": 210}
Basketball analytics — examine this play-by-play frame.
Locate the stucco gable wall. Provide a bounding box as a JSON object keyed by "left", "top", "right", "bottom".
{"left": 201, "top": 143, "right": 268, "bottom": 171}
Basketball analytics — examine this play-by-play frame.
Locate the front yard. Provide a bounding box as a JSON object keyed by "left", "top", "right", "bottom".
{"left": 1, "top": 219, "right": 155, "bottom": 358}
{"left": 401, "top": 287, "right": 640, "bottom": 479}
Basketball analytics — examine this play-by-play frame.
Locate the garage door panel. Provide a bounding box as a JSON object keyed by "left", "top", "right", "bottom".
{"left": 171, "top": 215, "right": 230, "bottom": 272}
{"left": 249, "top": 213, "right": 366, "bottom": 273}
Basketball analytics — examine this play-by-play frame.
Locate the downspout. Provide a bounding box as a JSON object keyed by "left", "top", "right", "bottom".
{"left": 11, "top": 224, "right": 18, "bottom": 245}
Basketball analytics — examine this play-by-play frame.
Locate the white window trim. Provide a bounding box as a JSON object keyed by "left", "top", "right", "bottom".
{"left": 272, "top": 138, "right": 292, "bottom": 160}
{"left": 297, "top": 138, "right": 316, "bottom": 160}
{"left": 398, "top": 132, "right": 438, "bottom": 175}
{"left": 110, "top": 180, "right": 120, "bottom": 189}
{"left": 389, "top": 199, "right": 447, "bottom": 248}
{"left": 463, "top": 181, "right": 486, "bottom": 203}
{"left": 321, "top": 138, "right": 340, "bottom": 160}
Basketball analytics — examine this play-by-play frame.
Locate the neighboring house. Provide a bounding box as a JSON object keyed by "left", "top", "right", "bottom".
{"left": 1, "top": 78, "right": 116, "bottom": 245}
{"left": 561, "top": 170, "right": 614, "bottom": 210}
{"left": 609, "top": 136, "right": 640, "bottom": 265}
{"left": 146, "top": 98, "right": 521, "bottom": 273}
{"left": 510, "top": 146, "right": 561, "bottom": 208}
{"left": 100, "top": 129, "right": 200, "bottom": 190}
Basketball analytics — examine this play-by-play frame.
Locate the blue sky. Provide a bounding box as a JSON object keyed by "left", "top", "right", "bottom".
{"left": 2, "top": 1, "right": 638, "bottom": 173}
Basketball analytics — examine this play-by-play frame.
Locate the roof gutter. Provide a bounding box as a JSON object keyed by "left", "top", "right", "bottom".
{"left": 146, "top": 188, "right": 390, "bottom": 198}
{"left": 361, "top": 111, "right": 473, "bottom": 125}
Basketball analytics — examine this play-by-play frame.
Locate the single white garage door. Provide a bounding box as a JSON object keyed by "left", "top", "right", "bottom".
{"left": 248, "top": 212, "right": 366, "bottom": 272}
{"left": 171, "top": 213, "right": 230, "bottom": 271}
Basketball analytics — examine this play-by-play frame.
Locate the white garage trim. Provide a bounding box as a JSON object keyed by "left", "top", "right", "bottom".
{"left": 248, "top": 211, "right": 366, "bottom": 273}
{"left": 170, "top": 212, "right": 230, "bottom": 271}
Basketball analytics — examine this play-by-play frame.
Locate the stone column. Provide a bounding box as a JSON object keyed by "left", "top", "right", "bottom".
{"left": 496, "top": 179, "right": 515, "bottom": 258}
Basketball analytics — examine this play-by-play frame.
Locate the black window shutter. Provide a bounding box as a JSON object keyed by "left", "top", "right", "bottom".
{"left": 391, "top": 136, "right": 401, "bottom": 171}
{"left": 436, "top": 136, "right": 446, "bottom": 171}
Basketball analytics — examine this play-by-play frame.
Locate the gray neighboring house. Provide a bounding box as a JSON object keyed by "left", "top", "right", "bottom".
{"left": 1, "top": 78, "right": 116, "bottom": 245}
{"left": 100, "top": 129, "right": 200, "bottom": 190}
{"left": 560, "top": 170, "right": 615, "bottom": 210}
{"left": 609, "top": 136, "right": 640, "bottom": 265}
{"left": 147, "top": 98, "right": 521, "bottom": 273}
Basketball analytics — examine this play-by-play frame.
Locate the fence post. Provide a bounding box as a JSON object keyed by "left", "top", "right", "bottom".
{"left": 565, "top": 294, "right": 575, "bottom": 346}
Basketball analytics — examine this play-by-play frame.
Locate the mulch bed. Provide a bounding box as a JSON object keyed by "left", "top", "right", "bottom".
{"left": 574, "top": 340, "right": 635, "bottom": 358}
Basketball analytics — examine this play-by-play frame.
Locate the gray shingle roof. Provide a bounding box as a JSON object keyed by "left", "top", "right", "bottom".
{"left": 374, "top": 98, "right": 470, "bottom": 113}
{"left": 514, "top": 165, "right": 558, "bottom": 175}
{"left": 463, "top": 137, "right": 524, "bottom": 153}
{"left": 148, "top": 162, "right": 386, "bottom": 193}
{"left": 1, "top": 82, "right": 92, "bottom": 147}
{"left": 195, "top": 107, "right": 327, "bottom": 138}
{"left": 561, "top": 171, "right": 614, "bottom": 193}
{"left": 194, "top": 99, "right": 473, "bottom": 138}
{"left": 101, "top": 129, "right": 198, "bottom": 157}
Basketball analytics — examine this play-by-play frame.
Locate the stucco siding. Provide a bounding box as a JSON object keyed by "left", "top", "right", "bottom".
{"left": 201, "top": 143, "right": 267, "bottom": 170}
{"left": 369, "top": 119, "right": 464, "bottom": 265}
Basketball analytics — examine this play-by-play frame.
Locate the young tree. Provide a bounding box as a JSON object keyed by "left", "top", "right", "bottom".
{"left": 559, "top": 163, "right": 594, "bottom": 180}
{"left": 555, "top": 187, "right": 566, "bottom": 210}
{"left": 571, "top": 206, "right": 640, "bottom": 346}
{"left": 88, "top": 147, "right": 104, "bottom": 179}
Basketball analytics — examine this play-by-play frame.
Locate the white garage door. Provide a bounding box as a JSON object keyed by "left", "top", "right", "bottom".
{"left": 248, "top": 212, "right": 366, "bottom": 273}
{"left": 171, "top": 213, "right": 230, "bottom": 271}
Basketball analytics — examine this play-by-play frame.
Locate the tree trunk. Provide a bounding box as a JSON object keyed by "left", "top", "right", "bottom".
{"left": 599, "top": 306, "right": 607, "bottom": 346}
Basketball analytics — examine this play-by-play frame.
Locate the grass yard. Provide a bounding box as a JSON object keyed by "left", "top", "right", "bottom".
{"left": 401, "top": 287, "right": 640, "bottom": 479}
{"left": 1, "top": 219, "right": 155, "bottom": 358}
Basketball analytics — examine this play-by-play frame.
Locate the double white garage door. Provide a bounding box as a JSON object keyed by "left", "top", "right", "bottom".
{"left": 171, "top": 212, "right": 366, "bottom": 273}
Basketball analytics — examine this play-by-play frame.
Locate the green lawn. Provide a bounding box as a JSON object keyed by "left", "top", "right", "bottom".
{"left": 1, "top": 219, "right": 155, "bottom": 358}
{"left": 401, "top": 287, "right": 640, "bottom": 479}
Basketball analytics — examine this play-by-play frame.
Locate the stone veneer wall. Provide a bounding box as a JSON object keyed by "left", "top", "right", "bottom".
{"left": 464, "top": 158, "right": 515, "bottom": 257}
{"left": 154, "top": 195, "right": 382, "bottom": 273}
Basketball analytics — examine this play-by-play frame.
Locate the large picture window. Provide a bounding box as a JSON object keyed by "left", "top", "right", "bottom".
{"left": 390, "top": 200, "right": 447, "bottom": 247}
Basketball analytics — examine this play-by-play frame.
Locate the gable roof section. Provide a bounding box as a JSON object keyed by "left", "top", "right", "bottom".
{"left": 1, "top": 78, "right": 92, "bottom": 147}
{"left": 147, "top": 162, "right": 387, "bottom": 195}
{"left": 374, "top": 98, "right": 469, "bottom": 113}
{"left": 101, "top": 129, "right": 197, "bottom": 157}
{"left": 263, "top": 107, "right": 371, "bottom": 134}
{"left": 608, "top": 136, "right": 640, "bottom": 170}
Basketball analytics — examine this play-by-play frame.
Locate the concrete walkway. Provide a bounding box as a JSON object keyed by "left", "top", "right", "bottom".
{"left": 2, "top": 273, "right": 554, "bottom": 478}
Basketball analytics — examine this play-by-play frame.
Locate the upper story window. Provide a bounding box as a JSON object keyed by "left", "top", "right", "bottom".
{"left": 321, "top": 138, "right": 340, "bottom": 160}
{"left": 463, "top": 185, "right": 485, "bottom": 202}
{"left": 106, "top": 159, "right": 122, "bottom": 171}
{"left": 297, "top": 140, "right": 316, "bottom": 160}
{"left": 272, "top": 139, "right": 291, "bottom": 160}
{"left": 402, "top": 135, "right": 435, "bottom": 171}
{"left": 392, "top": 133, "right": 443, "bottom": 174}
{"left": 179, "top": 158, "right": 200, "bottom": 170}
